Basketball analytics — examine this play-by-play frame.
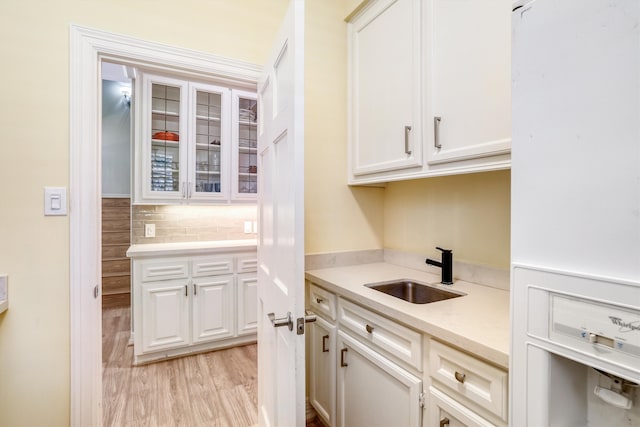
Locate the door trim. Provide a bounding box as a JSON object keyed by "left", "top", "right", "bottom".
{"left": 69, "top": 25, "right": 260, "bottom": 426}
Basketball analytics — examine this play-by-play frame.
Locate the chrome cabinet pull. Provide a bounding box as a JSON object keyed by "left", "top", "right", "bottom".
{"left": 455, "top": 371, "right": 466, "bottom": 383}
{"left": 322, "top": 335, "right": 329, "bottom": 352}
{"left": 181, "top": 182, "right": 187, "bottom": 198}
{"left": 404, "top": 125, "right": 412, "bottom": 155}
{"left": 340, "top": 348, "right": 348, "bottom": 367}
{"left": 440, "top": 417, "right": 450, "bottom": 427}
{"left": 434, "top": 116, "right": 442, "bottom": 149}
{"left": 365, "top": 324, "right": 374, "bottom": 334}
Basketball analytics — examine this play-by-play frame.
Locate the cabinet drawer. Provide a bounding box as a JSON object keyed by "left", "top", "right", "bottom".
{"left": 191, "top": 256, "right": 234, "bottom": 277}
{"left": 338, "top": 297, "right": 422, "bottom": 371}
{"left": 429, "top": 340, "right": 507, "bottom": 421}
{"left": 308, "top": 283, "right": 337, "bottom": 321}
{"left": 428, "top": 386, "right": 497, "bottom": 427}
{"left": 236, "top": 255, "right": 258, "bottom": 273}
{"left": 140, "top": 260, "right": 189, "bottom": 282}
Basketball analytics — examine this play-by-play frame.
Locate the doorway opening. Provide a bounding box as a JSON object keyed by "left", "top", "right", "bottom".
{"left": 70, "top": 26, "right": 262, "bottom": 425}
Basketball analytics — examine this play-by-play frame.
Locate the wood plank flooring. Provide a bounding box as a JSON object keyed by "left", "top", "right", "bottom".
{"left": 102, "top": 305, "right": 258, "bottom": 426}
{"left": 103, "top": 305, "right": 325, "bottom": 427}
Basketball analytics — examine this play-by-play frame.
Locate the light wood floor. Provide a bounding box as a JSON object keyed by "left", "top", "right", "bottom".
{"left": 102, "top": 305, "right": 258, "bottom": 426}
{"left": 102, "top": 304, "right": 325, "bottom": 427}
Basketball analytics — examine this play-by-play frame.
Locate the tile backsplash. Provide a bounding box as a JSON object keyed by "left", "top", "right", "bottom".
{"left": 132, "top": 204, "right": 257, "bottom": 244}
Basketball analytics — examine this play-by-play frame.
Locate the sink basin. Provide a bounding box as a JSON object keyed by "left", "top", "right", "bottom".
{"left": 364, "top": 279, "right": 464, "bottom": 304}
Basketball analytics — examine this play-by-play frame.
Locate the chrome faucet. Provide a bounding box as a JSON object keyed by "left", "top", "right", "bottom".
{"left": 425, "top": 247, "right": 453, "bottom": 285}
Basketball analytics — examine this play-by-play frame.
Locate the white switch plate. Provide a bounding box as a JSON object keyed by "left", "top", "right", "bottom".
{"left": 44, "top": 187, "right": 67, "bottom": 216}
{"left": 144, "top": 223, "right": 156, "bottom": 238}
{"left": 252, "top": 221, "right": 258, "bottom": 233}
{"left": 244, "top": 221, "right": 252, "bottom": 233}
{"left": 0, "top": 274, "right": 8, "bottom": 314}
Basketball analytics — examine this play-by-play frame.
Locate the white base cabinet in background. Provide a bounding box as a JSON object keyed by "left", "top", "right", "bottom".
{"left": 131, "top": 250, "right": 257, "bottom": 364}
{"left": 336, "top": 331, "right": 423, "bottom": 427}
{"left": 428, "top": 387, "right": 496, "bottom": 427}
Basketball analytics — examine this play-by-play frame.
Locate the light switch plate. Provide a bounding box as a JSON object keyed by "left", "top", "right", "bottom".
{"left": 44, "top": 187, "right": 67, "bottom": 216}
{"left": 244, "top": 221, "right": 252, "bottom": 233}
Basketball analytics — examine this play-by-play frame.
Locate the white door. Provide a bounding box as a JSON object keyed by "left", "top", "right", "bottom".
{"left": 256, "top": 0, "right": 305, "bottom": 426}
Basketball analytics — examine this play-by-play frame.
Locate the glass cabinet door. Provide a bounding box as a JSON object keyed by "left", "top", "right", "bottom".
{"left": 150, "top": 81, "right": 184, "bottom": 196}
{"left": 233, "top": 91, "right": 258, "bottom": 199}
{"left": 192, "top": 87, "right": 226, "bottom": 198}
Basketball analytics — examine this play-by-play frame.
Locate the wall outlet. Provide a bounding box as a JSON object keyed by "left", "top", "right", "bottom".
{"left": 145, "top": 223, "right": 156, "bottom": 238}
{"left": 0, "top": 274, "right": 8, "bottom": 314}
{"left": 252, "top": 221, "right": 258, "bottom": 233}
{"left": 244, "top": 221, "right": 252, "bottom": 234}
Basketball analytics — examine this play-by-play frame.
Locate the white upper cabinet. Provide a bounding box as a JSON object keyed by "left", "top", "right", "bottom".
{"left": 348, "top": 0, "right": 423, "bottom": 180}
{"left": 135, "top": 72, "right": 256, "bottom": 204}
{"left": 347, "top": 0, "right": 511, "bottom": 184}
{"left": 424, "top": 0, "right": 511, "bottom": 168}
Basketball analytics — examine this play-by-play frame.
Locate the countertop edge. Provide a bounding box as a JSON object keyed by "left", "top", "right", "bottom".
{"left": 127, "top": 239, "right": 257, "bottom": 258}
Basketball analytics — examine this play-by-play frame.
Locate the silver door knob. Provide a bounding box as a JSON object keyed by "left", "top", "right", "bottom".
{"left": 268, "top": 312, "right": 293, "bottom": 331}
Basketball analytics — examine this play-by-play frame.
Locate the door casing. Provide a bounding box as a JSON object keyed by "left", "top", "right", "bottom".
{"left": 69, "top": 25, "right": 261, "bottom": 426}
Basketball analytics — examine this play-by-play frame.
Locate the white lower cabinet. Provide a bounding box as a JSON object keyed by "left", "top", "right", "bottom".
{"left": 336, "top": 330, "right": 423, "bottom": 427}
{"left": 308, "top": 316, "right": 336, "bottom": 426}
{"left": 132, "top": 250, "right": 257, "bottom": 364}
{"left": 236, "top": 273, "right": 258, "bottom": 336}
{"left": 140, "top": 278, "right": 190, "bottom": 353}
{"left": 191, "top": 275, "right": 234, "bottom": 343}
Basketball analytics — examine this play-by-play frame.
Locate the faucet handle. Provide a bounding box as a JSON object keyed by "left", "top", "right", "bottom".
{"left": 436, "top": 246, "right": 452, "bottom": 254}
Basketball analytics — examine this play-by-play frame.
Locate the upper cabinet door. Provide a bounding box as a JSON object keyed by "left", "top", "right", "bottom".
{"left": 231, "top": 90, "right": 258, "bottom": 201}
{"left": 425, "top": 0, "right": 511, "bottom": 165}
{"left": 189, "top": 82, "right": 230, "bottom": 202}
{"left": 141, "top": 74, "right": 189, "bottom": 201}
{"left": 348, "top": 0, "right": 423, "bottom": 179}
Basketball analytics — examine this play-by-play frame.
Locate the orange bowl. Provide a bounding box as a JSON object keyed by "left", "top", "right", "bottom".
{"left": 152, "top": 131, "right": 179, "bottom": 141}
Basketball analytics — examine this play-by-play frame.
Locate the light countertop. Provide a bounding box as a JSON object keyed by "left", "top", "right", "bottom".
{"left": 127, "top": 239, "right": 257, "bottom": 258}
{"left": 305, "top": 262, "right": 510, "bottom": 369}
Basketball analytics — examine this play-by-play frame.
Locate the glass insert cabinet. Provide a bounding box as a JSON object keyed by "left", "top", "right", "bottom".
{"left": 136, "top": 72, "right": 258, "bottom": 204}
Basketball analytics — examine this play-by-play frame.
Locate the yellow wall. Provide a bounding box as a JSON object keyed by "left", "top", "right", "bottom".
{"left": 304, "top": 0, "right": 384, "bottom": 254}
{"left": 0, "top": 1, "right": 382, "bottom": 425}
{"left": 384, "top": 170, "right": 511, "bottom": 269}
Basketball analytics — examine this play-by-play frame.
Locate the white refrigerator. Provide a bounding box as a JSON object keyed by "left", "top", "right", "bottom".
{"left": 511, "top": 0, "right": 640, "bottom": 425}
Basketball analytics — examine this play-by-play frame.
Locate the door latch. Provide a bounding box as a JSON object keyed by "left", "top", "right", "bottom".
{"left": 296, "top": 312, "right": 317, "bottom": 335}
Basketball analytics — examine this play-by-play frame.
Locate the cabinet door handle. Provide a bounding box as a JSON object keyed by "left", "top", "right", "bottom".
{"left": 404, "top": 125, "right": 412, "bottom": 155}
{"left": 322, "top": 335, "right": 329, "bottom": 352}
{"left": 434, "top": 116, "right": 442, "bottom": 149}
{"left": 455, "top": 371, "right": 466, "bottom": 383}
{"left": 181, "top": 182, "right": 187, "bottom": 198}
{"left": 315, "top": 297, "right": 323, "bottom": 304}
{"left": 340, "top": 348, "right": 348, "bottom": 367}
{"left": 365, "top": 324, "right": 374, "bottom": 334}
{"left": 193, "top": 283, "right": 197, "bottom": 296}
{"left": 184, "top": 284, "right": 188, "bottom": 297}
{"left": 440, "top": 417, "right": 450, "bottom": 427}
{"left": 187, "top": 182, "right": 192, "bottom": 198}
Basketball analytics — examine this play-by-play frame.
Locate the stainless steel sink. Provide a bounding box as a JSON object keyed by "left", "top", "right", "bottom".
{"left": 364, "top": 279, "right": 465, "bottom": 304}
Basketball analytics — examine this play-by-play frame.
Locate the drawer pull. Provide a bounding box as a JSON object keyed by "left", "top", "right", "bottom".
{"left": 322, "top": 335, "right": 329, "bottom": 352}
{"left": 315, "top": 297, "right": 323, "bottom": 304}
{"left": 340, "top": 348, "right": 348, "bottom": 367}
{"left": 365, "top": 324, "right": 374, "bottom": 334}
{"left": 455, "top": 371, "right": 466, "bottom": 384}
{"left": 440, "top": 417, "right": 450, "bottom": 427}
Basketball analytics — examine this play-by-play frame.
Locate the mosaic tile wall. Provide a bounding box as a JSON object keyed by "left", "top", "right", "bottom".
{"left": 132, "top": 204, "right": 257, "bottom": 244}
